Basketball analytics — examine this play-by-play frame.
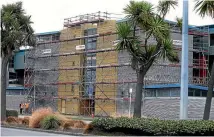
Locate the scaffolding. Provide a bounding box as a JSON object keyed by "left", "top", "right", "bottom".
{"left": 24, "top": 12, "right": 210, "bottom": 117}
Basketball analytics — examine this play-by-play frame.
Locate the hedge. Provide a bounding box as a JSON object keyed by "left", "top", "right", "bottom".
{"left": 6, "top": 110, "right": 18, "bottom": 117}
{"left": 91, "top": 117, "right": 214, "bottom": 136}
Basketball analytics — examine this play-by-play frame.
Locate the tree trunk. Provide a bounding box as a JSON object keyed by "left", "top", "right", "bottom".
{"left": 203, "top": 61, "right": 214, "bottom": 120}
{"left": 133, "top": 70, "right": 145, "bottom": 118}
{"left": 1, "top": 55, "right": 10, "bottom": 121}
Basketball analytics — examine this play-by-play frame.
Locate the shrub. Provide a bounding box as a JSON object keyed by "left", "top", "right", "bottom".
{"left": 29, "top": 107, "right": 53, "bottom": 128}
{"left": 54, "top": 112, "right": 69, "bottom": 124}
{"left": 60, "top": 119, "right": 75, "bottom": 130}
{"left": 73, "top": 120, "right": 87, "bottom": 128}
{"left": 91, "top": 117, "right": 214, "bottom": 136}
{"left": 60, "top": 119, "right": 87, "bottom": 130}
{"left": 84, "top": 123, "right": 93, "bottom": 134}
{"left": 6, "top": 116, "right": 19, "bottom": 124}
{"left": 6, "top": 110, "right": 18, "bottom": 117}
{"left": 23, "top": 117, "right": 30, "bottom": 126}
{"left": 17, "top": 118, "right": 24, "bottom": 124}
{"left": 40, "top": 115, "right": 60, "bottom": 130}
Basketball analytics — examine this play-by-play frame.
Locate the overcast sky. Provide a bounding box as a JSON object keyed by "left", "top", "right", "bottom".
{"left": 1, "top": 0, "right": 213, "bottom": 33}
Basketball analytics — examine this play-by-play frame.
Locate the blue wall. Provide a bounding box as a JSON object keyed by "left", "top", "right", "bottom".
{"left": 14, "top": 50, "right": 25, "bottom": 70}
{"left": 144, "top": 83, "right": 212, "bottom": 91}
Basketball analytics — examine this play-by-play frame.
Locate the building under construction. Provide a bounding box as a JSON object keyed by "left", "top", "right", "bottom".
{"left": 23, "top": 12, "right": 214, "bottom": 119}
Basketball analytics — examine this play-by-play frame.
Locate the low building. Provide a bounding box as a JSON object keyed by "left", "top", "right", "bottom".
{"left": 8, "top": 12, "right": 214, "bottom": 119}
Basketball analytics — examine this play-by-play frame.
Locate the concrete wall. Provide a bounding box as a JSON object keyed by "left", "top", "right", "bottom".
{"left": 116, "top": 87, "right": 214, "bottom": 120}
{"left": 6, "top": 95, "right": 25, "bottom": 111}
{"left": 25, "top": 42, "right": 60, "bottom": 111}
{"left": 121, "top": 97, "right": 214, "bottom": 120}
{"left": 146, "top": 33, "right": 193, "bottom": 84}
{"left": 117, "top": 32, "right": 193, "bottom": 97}
{"left": 116, "top": 31, "right": 195, "bottom": 117}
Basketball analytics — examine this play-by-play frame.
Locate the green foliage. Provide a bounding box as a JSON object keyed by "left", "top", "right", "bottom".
{"left": 117, "top": 0, "right": 179, "bottom": 72}
{"left": 92, "top": 117, "right": 214, "bottom": 136}
{"left": 117, "top": 0, "right": 179, "bottom": 118}
{"left": 194, "top": 0, "right": 214, "bottom": 18}
{"left": 6, "top": 110, "right": 18, "bottom": 117}
{"left": 116, "top": 23, "right": 132, "bottom": 40}
{"left": 175, "top": 17, "right": 182, "bottom": 32}
{"left": 1, "top": 1, "right": 36, "bottom": 57}
{"left": 160, "top": 39, "right": 179, "bottom": 62}
{"left": 157, "top": 0, "right": 178, "bottom": 18}
{"left": 40, "top": 115, "right": 60, "bottom": 130}
{"left": 124, "top": 1, "right": 154, "bottom": 26}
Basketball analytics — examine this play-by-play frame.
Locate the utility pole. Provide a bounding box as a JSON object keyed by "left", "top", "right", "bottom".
{"left": 129, "top": 88, "right": 132, "bottom": 117}
{"left": 180, "top": 0, "right": 189, "bottom": 119}
{"left": 34, "top": 81, "right": 35, "bottom": 110}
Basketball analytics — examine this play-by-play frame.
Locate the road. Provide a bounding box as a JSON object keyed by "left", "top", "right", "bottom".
{"left": 1, "top": 127, "right": 71, "bottom": 136}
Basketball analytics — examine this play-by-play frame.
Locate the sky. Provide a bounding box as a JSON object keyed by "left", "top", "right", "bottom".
{"left": 1, "top": 0, "right": 213, "bottom": 33}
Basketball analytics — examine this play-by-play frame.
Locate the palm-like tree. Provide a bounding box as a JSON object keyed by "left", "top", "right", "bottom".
{"left": 117, "top": 0, "right": 179, "bottom": 118}
{"left": 176, "top": 17, "right": 182, "bottom": 33}
{"left": 194, "top": 0, "right": 214, "bottom": 18}
{"left": 123, "top": 1, "right": 154, "bottom": 36}
{"left": 194, "top": 0, "right": 214, "bottom": 120}
{"left": 157, "top": 0, "right": 178, "bottom": 19}
{"left": 1, "top": 1, "right": 35, "bottom": 120}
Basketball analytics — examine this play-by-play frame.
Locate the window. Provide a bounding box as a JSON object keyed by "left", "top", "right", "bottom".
{"left": 202, "top": 91, "right": 207, "bottom": 97}
{"left": 9, "top": 58, "right": 14, "bottom": 68}
{"left": 6, "top": 90, "right": 24, "bottom": 95}
{"left": 195, "top": 89, "right": 201, "bottom": 97}
{"left": 86, "top": 59, "right": 96, "bottom": 66}
{"left": 87, "top": 38, "right": 97, "bottom": 43}
{"left": 85, "top": 70, "right": 96, "bottom": 82}
{"left": 84, "top": 28, "right": 97, "bottom": 96}
{"left": 85, "top": 84, "right": 94, "bottom": 97}
{"left": 21, "top": 90, "right": 26, "bottom": 95}
{"left": 86, "top": 42, "right": 96, "bottom": 50}
{"left": 121, "top": 91, "right": 124, "bottom": 97}
{"left": 52, "top": 34, "right": 60, "bottom": 41}
{"left": 145, "top": 90, "right": 156, "bottom": 97}
{"left": 171, "top": 90, "right": 180, "bottom": 97}
{"left": 188, "top": 90, "right": 194, "bottom": 96}
{"left": 6, "top": 91, "right": 10, "bottom": 95}
{"left": 71, "top": 85, "right": 74, "bottom": 93}
{"left": 157, "top": 90, "right": 170, "bottom": 97}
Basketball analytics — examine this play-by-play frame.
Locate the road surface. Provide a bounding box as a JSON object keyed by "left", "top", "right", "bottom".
{"left": 1, "top": 127, "right": 70, "bottom": 136}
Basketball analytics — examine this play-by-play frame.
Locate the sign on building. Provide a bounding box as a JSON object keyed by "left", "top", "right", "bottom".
{"left": 76, "top": 45, "right": 85, "bottom": 50}
{"left": 173, "top": 40, "right": 182, "bottom": 46}
{"left": 42, "top": 49, "right": 51, "bottom": 54}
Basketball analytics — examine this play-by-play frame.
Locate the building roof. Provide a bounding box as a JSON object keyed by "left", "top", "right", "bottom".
{"left": 116, "top": 18, "right": 214, "bottom": 29}
{"left": 35, "top": 31, "right": 60, "bottom": 36}
{"left": 145, "top": 83, "right": 212, "bottom": 91}
{"left": 7, "top": 86, "right": 28, "bottom": 90}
